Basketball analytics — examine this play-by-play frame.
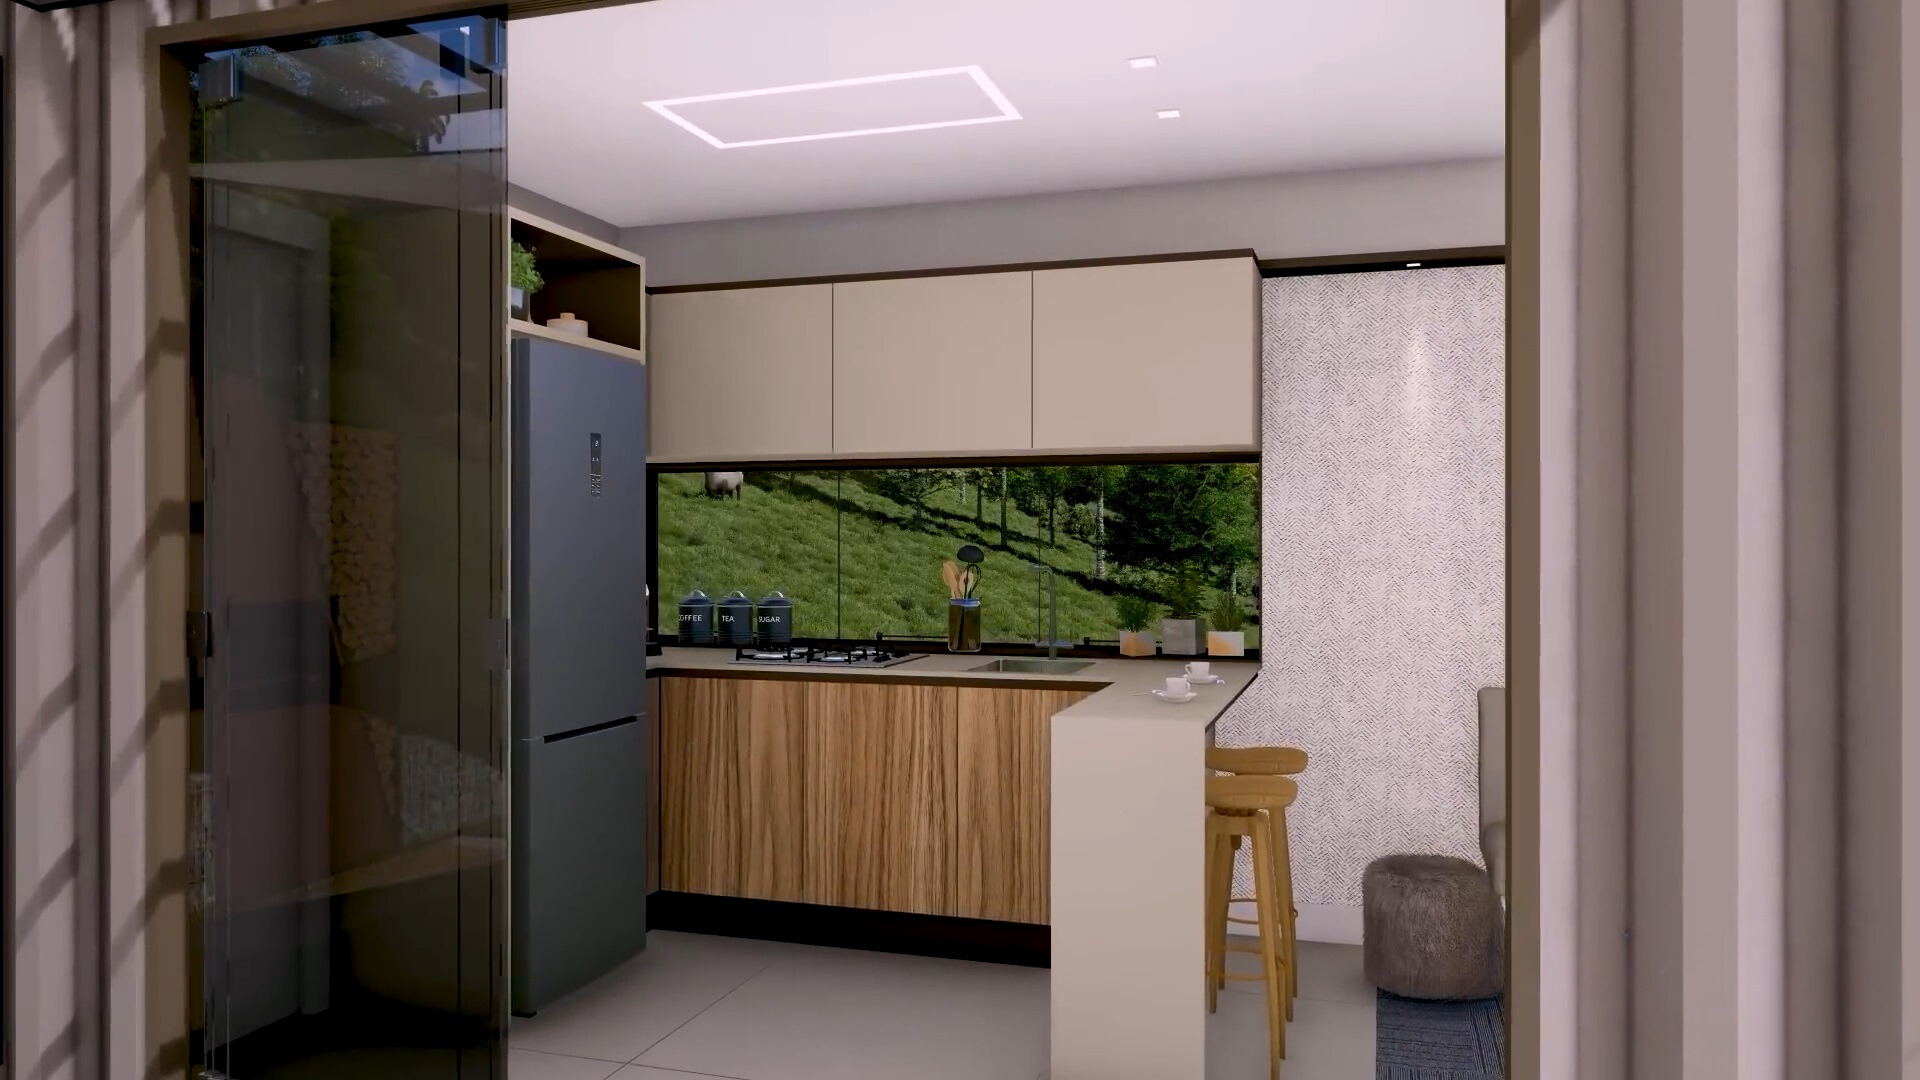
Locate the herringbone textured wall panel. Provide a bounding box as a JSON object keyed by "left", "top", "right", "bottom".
{"left": 1218, "top": 265, "right": 1505, "bottom": 905}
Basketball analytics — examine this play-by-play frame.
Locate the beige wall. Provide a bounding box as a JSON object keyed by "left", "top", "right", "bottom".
{"left": 619, "top": 160, "right": 1505, "bottom": 285}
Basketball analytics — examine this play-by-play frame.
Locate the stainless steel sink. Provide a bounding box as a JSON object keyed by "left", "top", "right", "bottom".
{"left": 968, "top": 658, "right": 1096, "bottom": 675}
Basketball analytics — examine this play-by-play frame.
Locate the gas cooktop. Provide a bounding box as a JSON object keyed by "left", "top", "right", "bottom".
{"left": 729, "top": 645, "right": 923, "bottom": 669}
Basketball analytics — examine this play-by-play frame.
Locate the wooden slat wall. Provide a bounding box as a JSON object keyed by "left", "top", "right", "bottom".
{"left": 8, "top": 3, "right": 203, "bottom": 1079}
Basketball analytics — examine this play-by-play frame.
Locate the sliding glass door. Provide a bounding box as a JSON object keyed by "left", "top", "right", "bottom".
{"left": 187, "top": 14, "right": 507, "bottom": 1079}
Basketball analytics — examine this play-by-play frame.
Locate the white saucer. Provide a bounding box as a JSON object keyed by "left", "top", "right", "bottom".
{"left": 1183, "top": 674, "right": 1226, "bottom": 685}
{"left": 1152, "top": 689, "right": 1199, "bottom": 703}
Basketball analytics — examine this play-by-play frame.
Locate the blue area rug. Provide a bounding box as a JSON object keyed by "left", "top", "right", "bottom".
{"left": 1375, "top": 991, "right": 1504, "bottom": 1079}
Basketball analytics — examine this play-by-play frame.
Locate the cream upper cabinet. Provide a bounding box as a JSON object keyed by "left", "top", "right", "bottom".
{"left": 648, "top": 285, "right": 834, "bottom": 461}
{"left": 1031, "top": 257, "right": 1260, "bottom": 452}
{"left": 832, "top": 273, "right": 1033, "bottom": 456}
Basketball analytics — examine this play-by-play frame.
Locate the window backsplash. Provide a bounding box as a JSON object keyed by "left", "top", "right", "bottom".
{"left": 654, "top": 464, "right": 1259, "bottom": 648}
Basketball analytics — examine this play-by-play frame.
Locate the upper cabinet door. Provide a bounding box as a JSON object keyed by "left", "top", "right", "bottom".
{"left": 1031, "top": 257, "right": 1260, "bottom": 452}
{"left": 832, "top": 273, "right": 1033, "bottom": 456}
{"left": 648, "top": 285, "right": 834, "bottom": 461}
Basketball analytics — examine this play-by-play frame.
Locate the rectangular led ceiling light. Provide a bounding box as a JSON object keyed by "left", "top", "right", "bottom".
{"left": 644, "top": 66, "right": 1021, "bottom": 149}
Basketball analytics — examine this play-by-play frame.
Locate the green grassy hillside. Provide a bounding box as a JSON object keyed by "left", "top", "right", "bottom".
{"left": 656, "top": 470, "right": 1259, "bottom": 648}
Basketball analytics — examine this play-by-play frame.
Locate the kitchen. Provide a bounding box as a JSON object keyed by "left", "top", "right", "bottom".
{"left": 497, "top": 3, "right": 1507, "bottom": 1079}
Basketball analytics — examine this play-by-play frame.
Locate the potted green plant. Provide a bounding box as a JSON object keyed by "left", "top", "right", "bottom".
{"left": 1115, "top": 593, "right": 1158, "bottom": 657}
{"left": 1207, "top": 590, "right": 1247, "bottom": 657}
{"left": 510, "top": 241, "right": 543, "bottom": 320}
{"left": 1158, "top": 565, "right": 1210, "bottom": 656}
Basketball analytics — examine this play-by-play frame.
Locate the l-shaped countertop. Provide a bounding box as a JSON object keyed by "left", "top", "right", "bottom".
{"left": 645, "top": 646, "right": 1259, "bottom": 728}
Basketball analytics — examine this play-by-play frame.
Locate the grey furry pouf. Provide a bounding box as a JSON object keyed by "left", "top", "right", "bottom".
{"left": 1363, "top": 853, "right": 1505, "bottom": 1001}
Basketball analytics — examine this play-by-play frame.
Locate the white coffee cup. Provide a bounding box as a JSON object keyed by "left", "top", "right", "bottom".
{"left": 1164, "top": 676, "right": 1192, "bottom": 697}
{"left": 1185, "top": 661, "right": 1211, "bottom": 680}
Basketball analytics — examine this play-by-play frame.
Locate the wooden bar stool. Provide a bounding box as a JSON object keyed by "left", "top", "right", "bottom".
{"left": 1205, "top": 774, "right": 1297, "bottom": 1080}
{"left": 1207, "top": 747, "right": 1306, "bottom": 1012}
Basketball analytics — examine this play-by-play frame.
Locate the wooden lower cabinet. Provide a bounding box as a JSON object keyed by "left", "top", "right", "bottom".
{"left": 657, "top": 675, "right": 1081, "bottom": 924}
{"left": 955, "top": 687, "right": 1088, "bottom": 924}
{"left": 658, "top": 677, "right": 807, "bottom": 901}
{"left": 801, "top": 682, "right": 957, "bottom": 916}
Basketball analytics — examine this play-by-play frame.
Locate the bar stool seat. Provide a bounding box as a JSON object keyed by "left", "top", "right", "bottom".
{"left": 1205, "top": 774, "right": 1298, "bottom": 1080}
{"left": 1208, "top": 746, "right": 1306, "bottom": 1012}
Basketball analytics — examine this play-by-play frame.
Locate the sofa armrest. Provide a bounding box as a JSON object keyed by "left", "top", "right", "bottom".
{"left": 1481, "top": 821, "right": 1507, "bottom": 900}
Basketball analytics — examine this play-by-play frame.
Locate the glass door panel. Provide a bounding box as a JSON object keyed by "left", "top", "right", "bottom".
{"left": 187, "top": 15, "right": 506, "bottom": 1080}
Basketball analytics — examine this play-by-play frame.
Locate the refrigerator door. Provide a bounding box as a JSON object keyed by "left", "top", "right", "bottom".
{"left": 513, "top": 721, "right": 649, "bottom": 1013}
{"left": 511, "top": 337, "right": 650, "bottom": 1014}
{"left": 513, "top": 337, "right": 649, "bottom": 741}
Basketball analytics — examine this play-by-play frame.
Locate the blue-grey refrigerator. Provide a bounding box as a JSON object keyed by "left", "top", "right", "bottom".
{"left": 510, "top": 335, "right": 650, "bottom": 1015}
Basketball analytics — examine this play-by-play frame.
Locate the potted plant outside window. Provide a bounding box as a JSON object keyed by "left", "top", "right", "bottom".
{"left": 510, "top": 241, "right": 543, "bottom": 321}
{"left": 1115, "top": 594, "right": 1158, "bottom": 657}
{"left": 1207, "top": 590, "right": 1247, "bottom": 657}
{"left": 1159, "top": 565, "right": 1210, "bottom": 656}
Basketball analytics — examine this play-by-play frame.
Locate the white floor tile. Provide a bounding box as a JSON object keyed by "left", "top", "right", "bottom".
{"left": 509, "top": 1049, "right": 628, "bottom": 1080}
{"left": 1293, "top": 941, "right": 1375, "bottom": 1006}
{"left": 633, "top": 945, "right": 1049, "bottom": 1080}
{"left": 1219, "top": 938, "right": 1374, "bottom": 1006}
{"left": 1207, "top": 994, "right": 1375, "bottom": 1080}
{"left": 514, "top": 931, "right": 1373, "bottom": 1080}
{"left": 510, "top": 931, "right": 785, "bottom": 1063}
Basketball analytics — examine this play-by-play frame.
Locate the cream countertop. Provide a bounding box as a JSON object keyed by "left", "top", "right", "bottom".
{"left": 646, "top": 646, "right": 1257, "bottom": 726}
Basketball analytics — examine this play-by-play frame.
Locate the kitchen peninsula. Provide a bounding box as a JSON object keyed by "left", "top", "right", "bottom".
{"left": 642, "top": 647, "right": 1256, "bottom": 1080}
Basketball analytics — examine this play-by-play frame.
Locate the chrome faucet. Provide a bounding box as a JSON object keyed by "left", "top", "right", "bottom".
{"left": 1029, "top": 563, "right": 1061, "bottom": 660}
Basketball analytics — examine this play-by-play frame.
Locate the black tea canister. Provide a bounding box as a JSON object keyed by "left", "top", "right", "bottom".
{"left": 717, "top": 591, "right": 755, "bottom": 646}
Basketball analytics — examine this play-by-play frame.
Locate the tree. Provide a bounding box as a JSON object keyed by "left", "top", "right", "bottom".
{"left": 1104, "top": 464, "right": 1258, "bottom": 581}
{"left": 960, "top": 468, "right": 998, "bottom": 523}
{"left": 874, "top": 469, "right": 949, "bottom": 525}
{"left": 1061, "top": 466, "right": 1112, "bottom": 577}
{"left": 1006, "top": 465, "right": 1021, "bottom": 545}
{"left": 1010, "top": 467, "right": 1075, "bottom": 548}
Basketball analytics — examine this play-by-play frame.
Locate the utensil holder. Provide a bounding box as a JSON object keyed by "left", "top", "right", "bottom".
{"left": 947, "top": 599, "right": 982, "bottom": 653}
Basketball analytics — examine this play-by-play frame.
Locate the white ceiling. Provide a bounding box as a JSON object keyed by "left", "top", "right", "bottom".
{"left": 508, "top": 0, "right": 1504, "bottom": 228}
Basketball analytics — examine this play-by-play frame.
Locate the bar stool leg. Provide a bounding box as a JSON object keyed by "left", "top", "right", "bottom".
{"left": 1276, "top": 806, "right": 1297, "bottom": 1018}
{"left": 1205, "top": 816, "right": 1229, "bottom": 1013}
{"left": 1250, "top": 811, "right": 1287, "bottom": 1077}
{"left": 1211, "top": 823, "right": 1237, "bottom": 995}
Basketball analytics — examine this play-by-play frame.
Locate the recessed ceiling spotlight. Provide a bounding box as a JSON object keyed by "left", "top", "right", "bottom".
{"left": 1129, "top": 56, "right": 1159, "bottom": 69}
{"left": 1157, "top": 109, "right": 1182, "bottom": 120}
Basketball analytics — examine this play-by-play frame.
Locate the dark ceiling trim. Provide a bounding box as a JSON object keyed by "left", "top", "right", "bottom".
{"left": 505, "top": 0, "right": 656, "bottom": 13}
{"left": 9, "top": 0, "right": 113, "bottom": 10}
{"left": 647, "top": 449, "right": 1261, "bottom": 472}
{"left": 647, "top": 248, "right": 1259, "bottom": 294}
{"left": 1257, "top": 245, "right": 1506, "bottom": 277}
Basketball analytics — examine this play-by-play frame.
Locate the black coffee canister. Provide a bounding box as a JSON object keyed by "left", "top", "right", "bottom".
{"left": 678, "top": 589, "right": 715, "bottom": 644}
{"left": 717, "top": 591, "right": 755, "bottom": 646}
{"left": 755, "top": 592, "right": 794, "bottom": 648}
